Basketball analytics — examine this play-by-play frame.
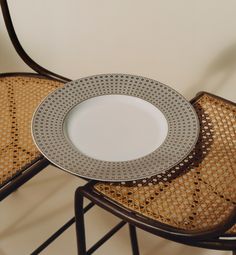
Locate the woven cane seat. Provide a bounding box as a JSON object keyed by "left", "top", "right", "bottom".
{"left": 95, "top": 93, "right": 236, "bottom": 234}
{"left": 0, "top": 75, "right": 63, "bottom": 187}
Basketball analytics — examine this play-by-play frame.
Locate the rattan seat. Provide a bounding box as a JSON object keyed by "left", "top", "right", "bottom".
{"left": 95, "top": 93, "right": 236, "bottom": 234}
{"left": 73, "top": 93, "right": 236, "bottom": 255}
{"left": 0, "top": 74, "right": 63, "bottom": 187}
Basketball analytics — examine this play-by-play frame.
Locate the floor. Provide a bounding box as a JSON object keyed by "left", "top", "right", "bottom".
{"left": 0, "top": 165, "right": 231, "bottom": 255}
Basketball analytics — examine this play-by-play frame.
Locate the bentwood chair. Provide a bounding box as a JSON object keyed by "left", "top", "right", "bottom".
{"left": 74, "top": 92, "right": 236, "bottom": 255}
{"left": 0, "top": 0, "right": 70, "bottom": 201}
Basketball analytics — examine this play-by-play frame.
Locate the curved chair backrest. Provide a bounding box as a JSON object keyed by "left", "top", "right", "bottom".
{"left": 0, "top": 0, "right": 70, "bottom": 83}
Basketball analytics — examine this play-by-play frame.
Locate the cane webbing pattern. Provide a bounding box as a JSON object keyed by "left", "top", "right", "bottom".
{"left": 95, "top": 94, "right": 236, "bottom": 233}
{"left": 0, "top": 75, "right": 63, "bottom": 186}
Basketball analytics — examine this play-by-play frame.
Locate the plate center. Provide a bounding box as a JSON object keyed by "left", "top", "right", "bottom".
{"left": 64, "top": 95, "right": 168, "bottom": 162}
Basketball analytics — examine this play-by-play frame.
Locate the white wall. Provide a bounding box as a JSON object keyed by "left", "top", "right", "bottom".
{"left": 1, "top": 0, "right": 236, "bottom": 101}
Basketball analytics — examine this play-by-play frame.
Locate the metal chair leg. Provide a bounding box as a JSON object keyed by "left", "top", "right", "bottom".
{"left": 129, "top": 224, "right": 140, "bottom": 255}
{"left": 75, "top": 187, "right": 87, "bottom": 255}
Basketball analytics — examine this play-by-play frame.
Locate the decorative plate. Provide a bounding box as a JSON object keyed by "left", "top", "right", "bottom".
{"left": 32, "top": 74, "right": 199, "bottom": 182}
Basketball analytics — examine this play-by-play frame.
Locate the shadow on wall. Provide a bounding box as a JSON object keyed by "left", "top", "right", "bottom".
{"left": 185, "top": 42, "right": 236, "bottom": 98}
{"left": 0, "top": 30, "right": 29, "bottom": 73}
{"left": 143, "top": 236, "right": 218, "bottom": 255}
{"left": 0, "top": 174, "right": 71, "bottom": 239}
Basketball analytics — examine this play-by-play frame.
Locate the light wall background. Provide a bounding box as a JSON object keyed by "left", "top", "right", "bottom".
{"left": 1, "top": 2, "right": 236, "bottom": 254}
{"left": 1, "top": 0, "right": 236, "bottom": 101}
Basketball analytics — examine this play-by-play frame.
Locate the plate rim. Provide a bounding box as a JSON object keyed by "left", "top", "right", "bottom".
{"left": 32, "top": 73, "right": 200, "bottom": 182}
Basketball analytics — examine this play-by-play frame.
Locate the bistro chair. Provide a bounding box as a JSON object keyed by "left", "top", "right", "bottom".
{"left": 0, "top": 0, "right": 70, "bottom": 201}
{"left": 74, "top": 92, "right": 236, "bottom": 255}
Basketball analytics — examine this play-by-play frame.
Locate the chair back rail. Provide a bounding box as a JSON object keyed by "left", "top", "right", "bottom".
{"left": 0, "top": 0, "right": 71, "bottom": 83}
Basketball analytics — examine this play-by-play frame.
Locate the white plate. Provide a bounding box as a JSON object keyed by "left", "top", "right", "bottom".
{"left": 32, "top": 74, "right": 199, "bottom": 181}
{"left": 64, "top": 95, "right": 168, "bottom": 162}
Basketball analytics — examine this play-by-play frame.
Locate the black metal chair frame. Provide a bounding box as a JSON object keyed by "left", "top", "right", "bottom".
{"left": 0, "top": 0, "right": 71, "bottom": 201}
{"left": 74, "top": 180, "right": 236, "bottom": 255}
